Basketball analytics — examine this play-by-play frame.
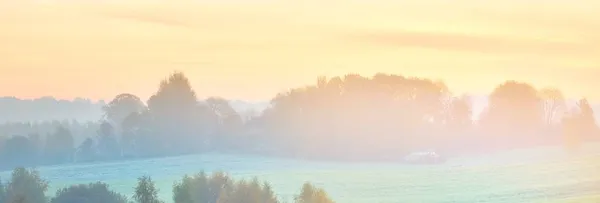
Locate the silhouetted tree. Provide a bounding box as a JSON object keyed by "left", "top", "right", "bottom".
{"left": 44, "top": 126, "right": 74, "bottom": 165}
{"left": 444, "top": 95, "right": 473, "bottom": 133}
{"left": 103, "top": 94, "right": 146, "bottom": 137}
{"left": 258, "top": 73, "right": 451, "bottom": 159}
{"left": 75, "top": 138, "right": 97, "bottom": 163}
{"left": 205, "top": 97, "right": 243, "bottom": 134}
{"left": 480, "top": 81, "right": 543, "bottom": 136}
{"left": 565, "top": 98, "right": 599, "bottom": 142}
{"left": 204, "top": 97, "right": 243, "bottom": 150}
{"left": 147, "top": 72, "right": 204, "bottom": 155}
{"left": 539, "top": 87, "right": 566, "bottom": 126}
{"left": 576, "top": 98, "right": 597, "bottom": 136}
{"left": 120, "top": 111, "right": 150, "bottom": 158}
{"left": 96, "top": 122, "right": 120, "bottom": 160}
{"left": 0, "top": 71, "right": 598, "bottom": 163}
{"left": 437, "top": 95, "right": 473, "bottom": 154}
{"left": 0, "top": 136, "right": 37, "bottom": 170}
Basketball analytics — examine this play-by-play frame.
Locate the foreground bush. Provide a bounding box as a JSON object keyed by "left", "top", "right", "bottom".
{"left": 3, "top": 167, "right": 48, "bottom": 203}
{"left": 133, "top": 176, "right": 163, "bottom": 203}
{"left": 51, "top": 182, "right": 128, "bottom": 203}
{"left": 217, "top": 178, "right": 279, "bottom": 203}
{"left": 295, "top": 183, "right": 334, "bottom": 203}
{"left": 174, "top": 171, "right": 312, "bottom": 203}
{"left": 0, "top": 168, "right": 334, "bottom": 203}
{"left": 173, "top": 172, "right": 231, "bottom": 203}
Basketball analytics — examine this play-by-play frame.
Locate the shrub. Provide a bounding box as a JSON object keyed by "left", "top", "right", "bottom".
{"left": 295, "top": 183, "right": 334, "bottom": 203}
{"left": 1, "top": 168, "right": 336, "bottom": 203}
{"left": 217, "top": 178, "right": 279, "bottom": 203}
{"left": 173, "top": 171, "right": 232, "bottom": 203}
{"left": 133, "top": 176, "right": 163, "bottom": 203}
{"left": 5, "top": 168, "right": 48, "bottom": 203}
{"left": 50, "top": 182, "right": 127, "bottom": 203}
{"left": 173, "top": 171, "right": 279, "bottom": 203}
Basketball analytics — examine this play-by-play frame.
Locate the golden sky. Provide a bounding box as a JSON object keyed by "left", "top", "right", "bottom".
{"left": 0, "top": 0, "right": 599, "bottom": 101}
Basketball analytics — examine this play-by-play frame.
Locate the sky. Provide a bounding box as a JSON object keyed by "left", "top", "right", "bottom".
{"left": 0, "top": 0, "right": 599, "bottom": 102}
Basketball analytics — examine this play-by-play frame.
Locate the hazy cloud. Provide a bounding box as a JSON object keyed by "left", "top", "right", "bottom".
{"left": 354, "top": 31, "right": 598, "bottom": 58}
{"left": 1, "top": 0, "right": 600, "bottom": 101}
{"left": 105, "top": 12, "right": 195, "bottom": 29}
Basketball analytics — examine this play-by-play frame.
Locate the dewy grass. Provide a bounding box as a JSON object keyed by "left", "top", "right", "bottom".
{"left": 539, "top": 195, "right": 600, "bottom": 203}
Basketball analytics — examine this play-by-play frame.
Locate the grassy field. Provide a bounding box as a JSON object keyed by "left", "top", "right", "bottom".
{"left": 540, "top": 195, "right": 600, "bottom": 203}
{"left": 1, "top": 143, "right": 600, "bottom": 202}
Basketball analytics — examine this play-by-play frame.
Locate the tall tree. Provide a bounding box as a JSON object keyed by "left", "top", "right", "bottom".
{"left": 0, "top": 136, "right": 37, "bottom": 170}
{"left": 261, "top": 73, "right": 450, "bottom": 159}
{"left": 96, "top": 122, "right": 121, "bottom": 160}
{"left": 75, "top": 138, "right": 97, "bottom": 163}
{"left": 147, "top": 72, "right": 203, "bottom": 154}
{"left": 103, "top": 94, "right": 146, "bottom": 134}
{"left": 132, "top": 176, "right": 162, "bottom": 203}
{"left": 444, "top": 95, "right": 473, "bottom": 133}
{"left": 539, "top": 87, "right": 566, "bottom": 125}
{"left": 575, "top": 98, "right": 598, "bottom": 139}
{"left": 480, "top": 81, "right": 543, "bottom": 136}
{"left": 205, "top": 97, "right": 243, "bottom": 135}
{"left": 120, "top": 110, "right": 163, "bottom": 158}
{"left": 44, "top": 126, "right": 75, "bottom": 165}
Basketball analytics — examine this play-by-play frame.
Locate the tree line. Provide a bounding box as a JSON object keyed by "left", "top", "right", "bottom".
{"left": 0, "top": 97, "right": 104, "bottom": 123}
{"left": 0, "top": 167, "right": 333, "bottom": 203}
{"left": 1, "top": 72, "right": 598, "bottom": 169}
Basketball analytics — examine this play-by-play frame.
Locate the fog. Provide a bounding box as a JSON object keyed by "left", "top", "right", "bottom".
{"left": 1, "top": 72, "right": 599, "bottom": 203}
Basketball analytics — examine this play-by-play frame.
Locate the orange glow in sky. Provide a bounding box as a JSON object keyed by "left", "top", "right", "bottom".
{"left": 0, "top": 0, "right": 599, "bottom": 101}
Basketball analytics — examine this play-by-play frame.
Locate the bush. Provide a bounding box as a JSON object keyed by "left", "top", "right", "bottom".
{"left": 173, "top": 171, "right": 232, "bottom": 203}
{"left": 217, "top": 178, "right": 279, "bottom": 203}
{"left": 4, "top": 167, "right": 48, "bottom": 203}
{"left": 50, "top": 182, "right": 128, "bottom": 203}
{"left": 173, "top": 171, "right": 279, "bottom": 203}
{"left": 133, "top": 176, "right": 163, "bottom": 203}
{"left": 1, "top": 168, "right": 336, "bottom": 203}
{"left": 295, "top": 183, "right": 334, "bottom": 203}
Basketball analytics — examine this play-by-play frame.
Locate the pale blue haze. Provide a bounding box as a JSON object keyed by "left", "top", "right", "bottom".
{"left": 2, "top": 143, "right": 599, "bottom": 203}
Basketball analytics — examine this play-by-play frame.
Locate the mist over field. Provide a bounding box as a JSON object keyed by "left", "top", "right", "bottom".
{"left": 0, "top": 73, "right": 599, "bottom": 203}
{"left": 0, "top": 95, "right": 597, "bottom": 125}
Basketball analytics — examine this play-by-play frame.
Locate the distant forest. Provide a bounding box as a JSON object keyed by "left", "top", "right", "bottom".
{"left": 0, "top": 72, "right": 598, "bottom": 170}
{"left": 0, "top": 97, "right": 105, "bottom": 123}
{"left": 0, "top": 97, "right": 268, "bottom": 123}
